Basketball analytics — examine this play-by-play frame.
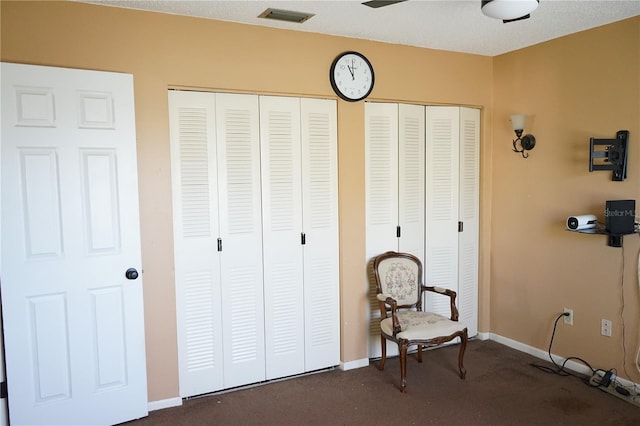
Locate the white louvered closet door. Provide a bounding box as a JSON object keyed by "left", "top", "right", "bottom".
{"left": 300, "top": 98, "right": 340, "bottom": 372}
{"left": 398, "top": 104, "right": 425, "bottom": 260}
{"left": 215, "top": 93, "right": 266, "bottom": 389}
{"left": 365, "top": 102, "right": 399, "bottom": 358}
{"left": 172, "top": 92, "right": 339, "bottom": 396}
{"left": 425, "top": 106, "right": 460, "bottom": 317}
{"left": 364, "top": 102, "right": 425, "bottom": 358}
{"left": 169, "top": 91, "right": 224, "bottom": 396}
{"left": 365, "top": 103, "right": 399, "bottom": 256}
{"left": 259, "top": 96, "right": 305, "bottom": 379}
{"left": 457, "top": 107, "right": 480, "bottom": 336}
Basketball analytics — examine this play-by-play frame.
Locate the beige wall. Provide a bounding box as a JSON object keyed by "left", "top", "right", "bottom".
{"left": 1, "top": 0, "right": 638, "bottom": 402}
{"left": 492, "top": 18, "right": 640, "bottom": 374}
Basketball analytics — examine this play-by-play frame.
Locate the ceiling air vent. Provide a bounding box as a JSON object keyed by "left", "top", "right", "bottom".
{"left": 258, "top": 8, "right": 314, "bottom": 24}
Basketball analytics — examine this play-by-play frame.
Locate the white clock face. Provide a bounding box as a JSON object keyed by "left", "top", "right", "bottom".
{"left": 330, "top": 52, "right": 374, "bottom": 102}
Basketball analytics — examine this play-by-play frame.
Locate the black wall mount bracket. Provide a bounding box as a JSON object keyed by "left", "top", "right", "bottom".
{"left": 589, "top": 130, "right": 629, "bottom": 181}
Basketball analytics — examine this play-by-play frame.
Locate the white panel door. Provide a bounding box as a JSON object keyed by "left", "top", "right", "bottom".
{"left": 425, "top": 106, "right": 460, "bottom": 316}
{"left": 0, "top": 63, "right": 147, "bottom": 425}
{"left": 168, "top": 91, "right": 224, "bottom": 396}
{"left": 259, "top": 96, "right": 305, "bottom": 379}
{"left": 365, "top": 102, "right": 399, "bottom": 358}
{"left": 215, "top": 93, "right": 266, "bottom": 388}
{"left": 457, "top": 107, "right": 480, "bottom": 336}
{"left": 300, "top": 98, "right": 340, "bottom": 371}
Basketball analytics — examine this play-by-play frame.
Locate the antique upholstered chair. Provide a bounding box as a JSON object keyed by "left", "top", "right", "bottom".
{"left": 373, "top": 251, "right": 468, "bottom": 392}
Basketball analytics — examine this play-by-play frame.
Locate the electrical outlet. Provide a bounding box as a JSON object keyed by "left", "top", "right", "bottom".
{"left": 602, "top": 319, "right": 612, "bottom": 336}
{"left": 564, "top": 308, "right": 573, "bottom": 325}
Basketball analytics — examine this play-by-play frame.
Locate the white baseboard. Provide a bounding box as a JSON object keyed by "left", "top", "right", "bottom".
{"left": 148, "top": 397, "right": 182, "bottom": 412}
{"left": 489, "top": 333, "right": 598, "bottom": 376}
{"left": 340, "top": 357, "right": 369, "bottom": 371}
{"left": 475, "top": 331, "right": 491, "bottom": 341}
{"left": 488, "top": 333, "right": 640, "bottom": 389}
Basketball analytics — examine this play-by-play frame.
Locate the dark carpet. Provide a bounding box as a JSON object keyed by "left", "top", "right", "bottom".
{"left": 127, "top": 340, "right": 640, "bottom": 425}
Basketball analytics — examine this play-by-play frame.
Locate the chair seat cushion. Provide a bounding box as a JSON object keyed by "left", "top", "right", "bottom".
{"left": 380, "top": 310, "right": 466, "bottom": 341}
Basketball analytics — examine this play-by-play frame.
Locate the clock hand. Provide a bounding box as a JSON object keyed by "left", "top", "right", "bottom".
{"left": 347, "top": 65, "right": 355, "bottom": 80}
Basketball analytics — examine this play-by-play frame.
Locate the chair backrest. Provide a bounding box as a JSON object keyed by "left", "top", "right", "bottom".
{"left": 373, "top": 251, "right": 423, "bottom": 308}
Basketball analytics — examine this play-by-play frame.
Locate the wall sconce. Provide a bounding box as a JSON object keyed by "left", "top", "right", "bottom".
{"left": 510, "top": 114, "right": 536, "bottom": 158}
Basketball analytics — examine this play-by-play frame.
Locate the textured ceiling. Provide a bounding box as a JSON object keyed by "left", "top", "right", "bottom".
{"left": 81, "top": 0, "right": 640, "bottom": 56}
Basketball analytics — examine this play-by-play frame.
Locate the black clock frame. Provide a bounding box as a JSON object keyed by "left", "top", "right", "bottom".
{"left": 329, "top": 51, "right": 375, "bottom": 102}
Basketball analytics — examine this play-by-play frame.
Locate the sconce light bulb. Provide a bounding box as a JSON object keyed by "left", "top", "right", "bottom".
{"left": 510, "top": 114, "right": 526, "bottom": 132}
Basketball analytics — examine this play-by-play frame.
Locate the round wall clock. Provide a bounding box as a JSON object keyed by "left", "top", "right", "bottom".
{"left": 329, "top": 51, "right": 375, "bottom": 102}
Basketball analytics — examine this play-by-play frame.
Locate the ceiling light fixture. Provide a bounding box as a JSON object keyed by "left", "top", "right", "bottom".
{"left": 258, "top": 8, "right": 314, "bottom": 24}
{"left": 362, "top": 0, "right": 407, "bottom": 8}
{"left": 481, "top": 0, "right": 539, "bottom": 21}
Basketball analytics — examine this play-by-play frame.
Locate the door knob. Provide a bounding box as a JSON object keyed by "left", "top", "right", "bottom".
{"left": 125, "top": 268, "right": 139, "bottom": 280}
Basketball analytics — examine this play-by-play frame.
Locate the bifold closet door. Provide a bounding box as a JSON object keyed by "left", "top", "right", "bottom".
{"left": 172, "top": 91, "right": 338, "bottom": 396}
{"left": 365, "top": 102, "right": 399, "bottom": 359}
{"left": 215, "top": 93, "right": 265, "bottom": 389}
{"left": 169, "top": 91, "right": 265, "bottom": 396}
{"left": 425, "top": 106, "right": 479, "bottom": 338}
{"left": 260, "top": 96, "right": 340, "bottom": 377}
{"left": 365, "top": 102, "right": 425, "bottom": 358}
{"left": 364, "top": 102, "right": 425, "bottom": 262}
{"left": 259, "top": 96, "right": 305, "bottom": 379}
{"left": 365, "top": 102, "right": 399, "bottom": 259}
{"left": 169, "top": 91, "right": 224, "bottom": 396}
{"left": 397, "top": 104, "right": 425, "bottom": 258}
{"left": 425, "top": 106, "right": 460, "bottom": 316}
{"left": 457, "top": 107, "right": 480, "bottom": 337}
{"left": 300, "top": 98, "right": 340, "bottom": 372}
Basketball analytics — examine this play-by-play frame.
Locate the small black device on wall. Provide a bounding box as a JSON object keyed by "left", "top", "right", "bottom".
{"left": 589, "top": 130, "right": 629, "bottom": 181}
{"left": 605, "top": 199, "right": 636, "bottom": 247}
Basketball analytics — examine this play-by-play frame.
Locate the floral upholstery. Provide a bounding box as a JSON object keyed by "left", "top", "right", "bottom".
{"left": 376, "top": 257, "right": 419, "bottom": 306}
{"left": 380, "top": 310, "right": 466, "bottom": 340}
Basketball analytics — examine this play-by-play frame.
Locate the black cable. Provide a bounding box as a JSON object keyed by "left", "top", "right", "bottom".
{"left": 531, "top": 313, "right": 598, "bottom": 385}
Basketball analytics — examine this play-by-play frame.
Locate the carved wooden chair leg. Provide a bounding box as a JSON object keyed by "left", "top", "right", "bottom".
{"left": 399, "top": 342, "right": 408, "bottom": 392}
{"left": 378, "top": 335, "right": 387, "bottom": 370}
{"left": 458, "top": 330, "right": 468, "bottom": 379}
{"left": 417, "top": 344, "right": 423, "bottom": 363}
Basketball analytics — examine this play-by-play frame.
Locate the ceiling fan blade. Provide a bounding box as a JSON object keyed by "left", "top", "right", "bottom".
{"left": 502, "top": 14, "right": 531, "bottom": 23}
{"left": 362, "top": 0, "right": 408, "bottom": 9}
